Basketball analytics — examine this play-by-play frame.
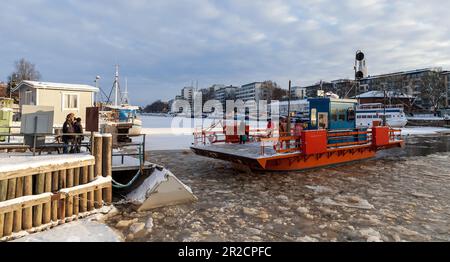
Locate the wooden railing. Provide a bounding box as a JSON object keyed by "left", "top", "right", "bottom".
{"left": 0, "top": 134, "right": 113, "bottom": 240}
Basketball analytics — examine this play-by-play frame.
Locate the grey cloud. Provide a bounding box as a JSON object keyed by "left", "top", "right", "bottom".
{"left": 1, "top": 0, "right": 449, "bottom": 105}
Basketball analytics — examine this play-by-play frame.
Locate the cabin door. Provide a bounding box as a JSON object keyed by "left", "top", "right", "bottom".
{"left": 318, "top": 113, "right": 329, "bottom": 130}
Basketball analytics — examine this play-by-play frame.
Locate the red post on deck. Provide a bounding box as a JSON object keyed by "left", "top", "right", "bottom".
{"left": 301, "top": 130, "right": 328, "bottom": 155}
{"left": 372, "top": 126, "right": 390, "bottom": 147}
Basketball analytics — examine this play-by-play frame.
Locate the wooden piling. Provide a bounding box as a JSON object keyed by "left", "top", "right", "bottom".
{"left": 23, "top": 175, "right": 33, "bottom": 230}
{"left": 58, "top": 195, "right": 66, "bottom": 224}
{"left": 43, "top": 172, "right": 52, "bottom": 224}
{"left": 65, "top": 169, "right": 74, "bottom": 218}
{"left": 33, "top": 173, "right": 45, "bottom": 227}
{"left": 94, "top": 187, "right": 103, "bottom": 209}
{"left": 87, "top": 166, "right": 95, "bottom": 211}
{"left": 0, "top": 180, "right": 7, "bottom": 238}
{"left": 93, "top": 135, "right": 103, "bottom": 209}
{"left": 80, "top": 166, "right": 88, "bottom": 213}
{"left": 74, "top": 168, "right": 80, "bottom": 186}
{"left": 51, "top": 171, "right": 59, "bottom": 221}
{"left": 73, "top": 168, "right": 80, "bottom": 216}
{"left": 94, "top": 135, "right": 103, "bottom": 177}
{"left": 59, "top": 169, "right": 67, "bottom": 190}
{"left": 0, "top": 155, "right": 98, "bottom": 236}
{"left": 4, "top": 178, "right": 16, "bottom": 236}
{"left": 102, "top": 134, "right": 113, "bottom": 205}
{"left": 13, "top": 177, "right": 23, "bottom": 232}
{"left": 89, "top": 165, "right": 95, "bottom": 182}
{"left": 57, "top": 170, "right": 66, "bottom": 223}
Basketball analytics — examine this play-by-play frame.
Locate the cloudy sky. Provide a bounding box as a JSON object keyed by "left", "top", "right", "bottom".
{"left": 1, "top": 0, "right": 450, "bottom": 105}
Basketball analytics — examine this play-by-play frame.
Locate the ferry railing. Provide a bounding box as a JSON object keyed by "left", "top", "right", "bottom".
{"left": 259, "top": 134, "right": 302, "bottom": 155}
{"left": 327, "top": 130, "right": 371, "bottom": 148}
{"left": 111, "top": 133, "right": 146, "bottom": 168}
{"left": 389, "top": 129, "right": 402, "bottom": 141}
{"left": 0, "top": 126, "right": 21, "bottom": 143}
{"left": 0, "top": 132, "right": 94, "bottom": 156}
{"left": 1, "top": 131, "right": 147, "bottom": 168}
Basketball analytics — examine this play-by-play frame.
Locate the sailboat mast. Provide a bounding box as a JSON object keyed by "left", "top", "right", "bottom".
{"left": 124, "top": 77, "right": 129, "bottom": 105}
{"left": 114, "top": 65, "right": 120, "bottom": 106}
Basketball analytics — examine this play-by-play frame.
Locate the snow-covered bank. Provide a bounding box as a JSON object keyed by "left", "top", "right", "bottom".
{"left": 401, "top": 127, "right": 450, "bottom": 136}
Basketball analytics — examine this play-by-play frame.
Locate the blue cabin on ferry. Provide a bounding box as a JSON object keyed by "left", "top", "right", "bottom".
{"left": 306, "top": 98, "right": 367, "bottom": 145}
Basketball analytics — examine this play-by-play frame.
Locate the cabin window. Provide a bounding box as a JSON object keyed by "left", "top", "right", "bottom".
{"left": 63, "top": 93, "right": 79, "bottom": 110}
{"left": 318, "top": 113, "right": 328, "bottom": 129}
{"left": 25, "top": 91, "right": 33, "bottom": 105}
{"left": 347, "top": 108, "right": 355, "bottom": 121}
{"left": 311, "top": 108, "right": 317, "bottom": 127}
{"left": 338, "top": 109, "right": 346, "bottom": 121}
{"left": 331, "top": 109, "right": 338, "bottom": 121}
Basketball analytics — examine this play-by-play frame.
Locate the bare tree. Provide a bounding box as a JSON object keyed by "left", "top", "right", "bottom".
{"left": 7, "top": 58, "right": 41, "bottom": 101}
{"left": 262, "top": 80, "right": 288, "bottom": 101}
{"left": 8, "top": 58, "right": 41, "bottom": 85}
{"left": 420, "top": 71, "right": 447, "bottom": 113}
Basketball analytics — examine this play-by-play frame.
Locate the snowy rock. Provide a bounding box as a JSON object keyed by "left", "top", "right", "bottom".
{"left": 145, "top": 217, "right": 154, "bottom": 233}
{"left": 391, "top": 233, "right": 402, "bottom": 242}
{"left": 363, "top": 215, "right": 381, "bottom": 225}
{"left": 257, "top": 211, "right": 270, "bottom": 220}
{"left": 318, "top": 207, "right": 337, "bottom": 216}
{"left": 273, "top": 218, "right": 284, "bottom": 225}
{"left": 243, "top": 207, "right": 259, "bottom": 216}
{"left": 275, "top": 195, "right": 289, "bottom": 203}
{"left": 213, "top": 190, "right": 233, "bottom": 194}
{"left": 89, "top": 214, "right": 106, "bottom": 223}
{"left": 152, "top": 212, "right": 165, "bottom": 220}
{"left": 296, "top": 207, "right": 309, "bottom": 215}
{"left": 297, "top": 236, "right": 319, "bottom": 242}
{"left": 392, "top": 226, "right": 421, "bottom": 237}
{"left": 130, "top": 223, "right": 146, "bottom": 235}
{"left": 126, "top": 234, "right": 135, "bottom": 241}
{"left": 247, "top": 228, "right": 262, "bottom": 235}
{"left": 360, "top": 228, "right": 382, "bottom": 242}
{"left": 411, "top": 192, "right": 435, "bottom": 199}
{"left": 315, "top": 196, "right": 374, "bottom": 210}
{"left": 115, "top": 219, "right": 138, "bottom": 229}
{"left": 305, "top": 214, "right": 315, "bottom": 220}
{"left": 278, "top": 206, "right": 290, "bottom": 212}
{"left": 367, "top": 236, "right": 383, "bottom": 242}
{"left": 251, "top": 236, "right": 262, "bottom": 242}
{"left": 103, "top": 206, "right": 120, "bottom": 219}
{"left": 305, "top": 185, "right": 335, "bottom": 194}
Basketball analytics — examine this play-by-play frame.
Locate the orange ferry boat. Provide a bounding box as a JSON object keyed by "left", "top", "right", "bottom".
{"left": 191, "top": 98, "right": 403, "bottom": 172}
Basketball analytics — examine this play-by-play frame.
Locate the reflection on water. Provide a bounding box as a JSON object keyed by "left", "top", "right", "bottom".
{"left": 378, "top": 135, "right": 450, "bottom": 158}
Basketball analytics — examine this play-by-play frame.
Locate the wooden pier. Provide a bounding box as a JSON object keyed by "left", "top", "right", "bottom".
{"left": 0, "top": 134, "right": 113, "bottom": 239}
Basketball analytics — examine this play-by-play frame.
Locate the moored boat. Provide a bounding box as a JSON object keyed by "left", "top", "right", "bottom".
{"left": 356, "top": 103, "right": 408, "bottom": 128}
{"left": 99, "top": 66, "right": 142, "bottom": 145}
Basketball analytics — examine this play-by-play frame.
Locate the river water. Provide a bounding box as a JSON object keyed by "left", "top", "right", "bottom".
{"left": 110, "top": 118, "right": 450, "bottom": 242}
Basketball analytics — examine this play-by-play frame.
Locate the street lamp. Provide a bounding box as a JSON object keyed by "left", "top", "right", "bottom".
{"left": 94, "top": 76, "right": 101, "bottom": 106}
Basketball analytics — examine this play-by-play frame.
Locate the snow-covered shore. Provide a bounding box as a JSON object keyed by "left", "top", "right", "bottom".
{"left": 401, "top": 127, "right": 450, "bottom": 136}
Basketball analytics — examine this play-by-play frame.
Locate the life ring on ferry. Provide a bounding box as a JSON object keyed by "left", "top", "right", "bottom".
{"left": 207, "top": 133, "right": 218, "bottom": 143}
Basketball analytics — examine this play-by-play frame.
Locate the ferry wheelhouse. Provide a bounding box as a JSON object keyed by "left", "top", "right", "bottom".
{"left": 191, "top": 98, "right": 403, "bottom": 172}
